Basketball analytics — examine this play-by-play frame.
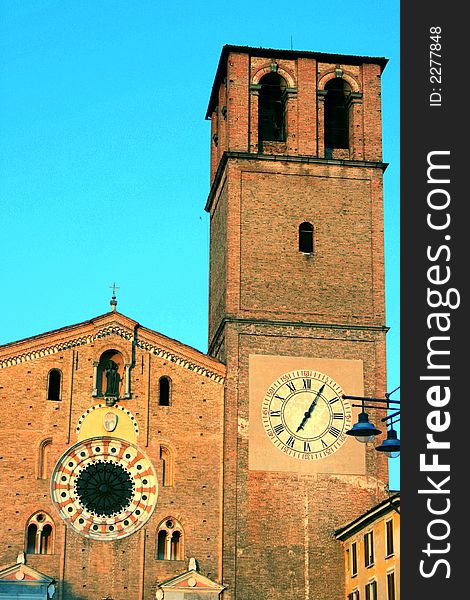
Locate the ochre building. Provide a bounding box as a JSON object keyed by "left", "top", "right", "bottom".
{"left": 0, "top": 44, "right": 392, "bottom": 600}
{"left": 335, "top": 493, "right": 400, "bottom": 600}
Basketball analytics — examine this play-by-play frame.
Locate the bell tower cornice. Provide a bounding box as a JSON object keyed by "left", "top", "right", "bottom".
{"left": 205, "top": 151, "right": 388, "bottom": 212}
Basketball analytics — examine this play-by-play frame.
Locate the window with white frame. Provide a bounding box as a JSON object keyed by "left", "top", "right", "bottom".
{"left": 351, "top": 541, "right": 358, "bottom": 575}
{"left": 365, "top": 580, "right": 377, "bottom": 600}
{"left": 387, "top": 571, "right": 396, "bottom": 600}
{"left": 364, "top": 531, "right": 374, "bottom": 567}
{"left": 385, "top": 518, "right": 394, "bottom": 556}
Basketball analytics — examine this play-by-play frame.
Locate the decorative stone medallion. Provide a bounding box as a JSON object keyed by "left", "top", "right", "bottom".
{"left": 51, "top": 437, "right": 157, "bottom": 540}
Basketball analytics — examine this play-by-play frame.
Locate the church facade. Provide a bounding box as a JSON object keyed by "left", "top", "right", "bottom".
{"left": 0, "top": 45, "right": 391, "bottom": 600}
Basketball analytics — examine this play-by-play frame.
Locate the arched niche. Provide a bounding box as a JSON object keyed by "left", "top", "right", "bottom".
{"left": 93, "top": 349, "right": 126, "bottom": 400}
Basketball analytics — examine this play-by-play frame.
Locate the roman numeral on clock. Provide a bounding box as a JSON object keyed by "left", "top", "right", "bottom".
{"left": 333, "top": 412, "right": 344, "bottom": 420}
{"left": 303, "top": 378, "right": 312, "bottom": 389}
{"left": 303, "top": 441, "right": 311, "bottom": 452}
{"left": 286, "top": 381, "right": 296, "bottom": 394}
{"left": 273, "top": 423, "right": 285, "bottom": 435}
{"left": 286, "top": 435, "right": 296, "bottom": 448}
{"left": 270, "top": 410, "right": 281, "bottom": 417}
{"left": 328, "top": 396, "right": 340, "bottom": 405}
{"left": 329, "top": 426, "right": 341, "bottom": 437}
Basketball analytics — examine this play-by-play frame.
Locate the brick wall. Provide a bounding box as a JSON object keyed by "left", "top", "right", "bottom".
{"left": 206, "top": 47, "right": 389, "bottom": 600}
{"left": 0, "top": 314, "right": 226, "bottom": 600}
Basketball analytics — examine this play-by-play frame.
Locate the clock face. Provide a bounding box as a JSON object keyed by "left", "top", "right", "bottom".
{"left": 51, "top": 437, "right": 157, "bottom": 540}
{"left": 262, "top": 370, "right": 352, "bottom": 460}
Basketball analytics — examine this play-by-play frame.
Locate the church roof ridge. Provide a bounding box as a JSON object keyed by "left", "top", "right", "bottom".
{"left": 0, "top": 311, "right": 226, "bottom": 382}
{"left": 0, "top": 310, "right": 134, "bottom": 351}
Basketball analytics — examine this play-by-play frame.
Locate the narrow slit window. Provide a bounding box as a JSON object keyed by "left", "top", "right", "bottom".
{"left": 47, "top": 369, "right": 61, "bottom": 401}
{"left": 159, "top": 376, "right": 171, "bottom": 406}
{"left": 299, "top": 222, "right": 314, "bottom": 254}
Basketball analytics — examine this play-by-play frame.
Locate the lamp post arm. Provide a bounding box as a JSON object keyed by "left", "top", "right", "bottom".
{"left": 342, "top": 394, "right": 400, "bottom": 406}
{"left": 381, "top": 411, "right": 401, "bottom": 423}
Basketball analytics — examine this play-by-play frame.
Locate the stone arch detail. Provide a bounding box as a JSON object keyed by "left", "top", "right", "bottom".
{"left": 252, "top": 65, "right": 296, "bottom": 88}
{"left": 318, "top": 69, "right": 360, "bottom": 93}
{"left": 92, "top": 338, "right": 132, "bottom": 367}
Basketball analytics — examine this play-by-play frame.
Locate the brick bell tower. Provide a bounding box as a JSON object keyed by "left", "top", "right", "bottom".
{"left": 205, "top": 46, "right": 390, "bottom": 600}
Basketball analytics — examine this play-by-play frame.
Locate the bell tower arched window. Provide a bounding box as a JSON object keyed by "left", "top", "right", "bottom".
{"left": 324, "top": 78, "right": 351, "bottom": 150}
{"left": 258, "top": 72, "right": 287, "bottom": 143}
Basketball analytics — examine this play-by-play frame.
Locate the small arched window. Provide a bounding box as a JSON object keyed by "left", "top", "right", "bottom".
{"left": 47, "top": 369, "right": 61, "bottom": 401}
{"left": 299, "top": 222, "right": 314, "bottom": 254}
{"left": 156, "top": 518, "right": 184, "bottom": 561}
{"left": 37, "top": 438, "right": 52, "bottom": 480}
{"left": 25, "top": 513, "right": 54, "bottom": 555}
{"left": 258, "top": 72, "right": 287, "bottom": 143}
{"left": 160, "top": 445, "right": 173, "bottom": 486}
{"left": 324, "top": 78, "right": 351, "bottom": 150}
{"left": 158, "top": 376, "right": 171, "bottom": 406}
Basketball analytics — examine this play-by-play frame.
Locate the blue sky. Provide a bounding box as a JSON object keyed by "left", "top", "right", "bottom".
{"left": 0, "top": 0, "right": 400, "bottom": 487}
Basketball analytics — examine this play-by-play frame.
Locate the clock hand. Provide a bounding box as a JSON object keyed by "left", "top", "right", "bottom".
{"left": 296, "top": 384, "right": 325, "bottom": 432}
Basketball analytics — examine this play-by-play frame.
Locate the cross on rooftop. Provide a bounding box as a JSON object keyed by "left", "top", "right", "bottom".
{"left": 109, "top": 282, "right": 120, "bottom": 311}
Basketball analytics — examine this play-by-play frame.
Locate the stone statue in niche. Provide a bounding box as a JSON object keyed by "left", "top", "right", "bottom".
{"left": 105, "top": 360, "right": 120, "bottom": 399}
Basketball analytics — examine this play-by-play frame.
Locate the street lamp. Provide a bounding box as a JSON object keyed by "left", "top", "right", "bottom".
{"left": 376, "top": 425, "right": 400, "bottom": 458}
{"left": 345, "top": 409, "right": 381, "bottom": 443}
{"left": 343, "top": 387, "right": 400, "bottom": 457}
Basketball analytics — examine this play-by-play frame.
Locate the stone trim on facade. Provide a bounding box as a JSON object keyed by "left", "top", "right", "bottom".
{"left": 0, "top": 317, "right": 226, "bottom": 384}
